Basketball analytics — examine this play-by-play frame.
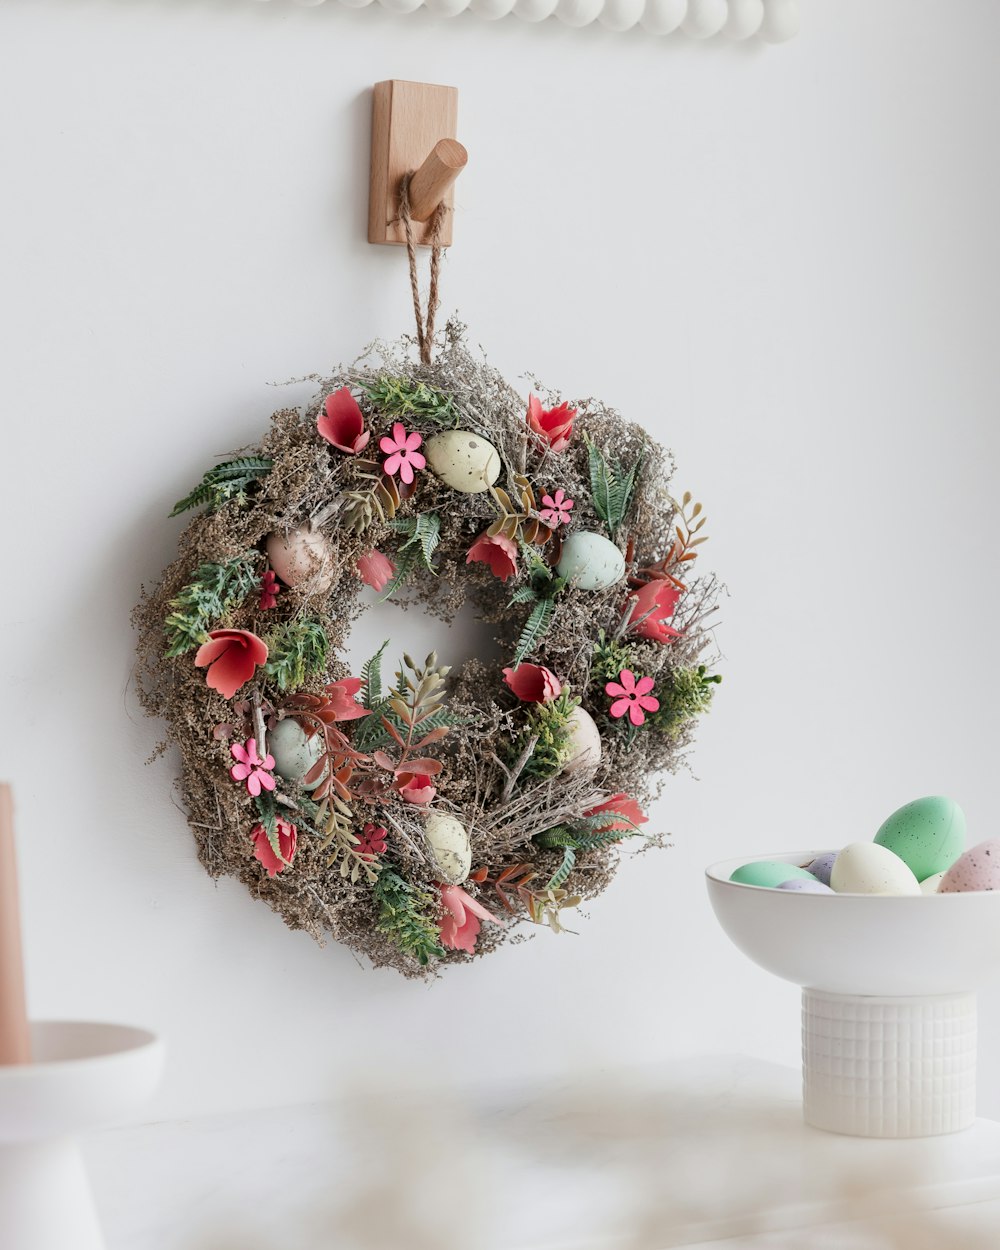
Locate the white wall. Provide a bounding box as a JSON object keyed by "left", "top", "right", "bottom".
{"left": 2, "top": 0, "right": 999, "bottom": 1122}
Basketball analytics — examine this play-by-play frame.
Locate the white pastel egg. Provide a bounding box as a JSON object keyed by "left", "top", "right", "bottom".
{"left": 598, "top": 0, "right": 645, "bottom": 29}
{"left": 555, "top": 0, "right": 603, "bottom": 25}
{"left": 724, "top": 0, "right": 764, "bottom": 38}
{"left": 682, "top": 0, "right": 727, "bottom": 38}
{"left": 920, "top": 871, "right": 945, "bottom": 894}
{"left": 266, "top": 526, "right": 336, "bottom": 594}
{"left": 426, "top": 431, "right": 501, "bottom": 494}
{"left": 561, "top": 706, "right": 602, "bottom": 776}
{"left": 761, "top": 0, "right": 799, "bottom": 42}
{"left": 557, "top": 531, "right": 625, "bottom": 592}
{"left": 268, "top": 719, "right": 326, "bottom": 789}
{"left": 513, "top": 0, "right": 558, "bottom": 19}
{"left": 640, "top": 0, "right": 687, "bottom": 34}
{"left": 424, "top": 812, "right": 472, "bottom": 884}
{"left": 830, "top": 842, "right": 921, "bottom": 896}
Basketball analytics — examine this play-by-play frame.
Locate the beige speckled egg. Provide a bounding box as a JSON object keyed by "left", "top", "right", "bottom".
{"left": 426, "top": 431, "right": 501, "bottom": 494}
{"left": 423, "top": 811, "right": 472, "bottom": 884}
{"left": 268, "top": 719, "right": 326, "bottom": 789}
{"left": 557, "top": 531, "right": 625, "bottom": 591}
{"left": 920, "top": 871, "right": 946, "bottom": 894}
{"left": 830, "top": 842, "right": 921, "bottom": 895}
{"left": 561, "top": 706, "right": 602, "bottom": 775}
{"left": 939, "top": 839, "right": 1000, "bottom": 893}
{"left": 266, "top": 526, "right": 336, "bottom": 594}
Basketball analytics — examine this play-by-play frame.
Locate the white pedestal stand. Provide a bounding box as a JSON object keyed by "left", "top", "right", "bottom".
{"left": 0, "top": 1021, "right": 164, "bottom": 1250}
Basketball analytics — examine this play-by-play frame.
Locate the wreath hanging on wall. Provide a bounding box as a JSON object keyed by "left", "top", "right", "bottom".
{"left": 134, "top": 319, "right": 721, "bottom": 977}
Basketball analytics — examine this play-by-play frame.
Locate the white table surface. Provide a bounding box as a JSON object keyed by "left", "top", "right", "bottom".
{"left": 85, "top": 1057, "right": 1000, "bottom": 1249}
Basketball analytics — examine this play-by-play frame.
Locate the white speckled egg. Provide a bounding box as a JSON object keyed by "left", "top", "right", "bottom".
{"left": 561, "top": 706, "right": 602, "bottom": 775}
{"left": 268, "top": 719, "right": 326, "bottom": 789}
{"left": 426, "top": 431, "right": 501, "bottom": 494}
{"left": 939, "top": 839, "right": 1000, "bottom": 893}
{"left": 266, "top": 526, "right": 335, "bottom": 594}
{"left": 830, "top": 842, "right": 921, "bottom": 895}
{"left": 424, "top": 811, "right": 472, "bottom": 884}
{"left": 920, "top": 871, "right": 946, "bottom": 894}
{"left": 557, "top": 532, "right": 625, "bottom": 591}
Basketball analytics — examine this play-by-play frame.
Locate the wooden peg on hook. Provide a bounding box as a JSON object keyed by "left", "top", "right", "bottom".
{"left": 368, "top": 80, "right": 466, "bottom": 248}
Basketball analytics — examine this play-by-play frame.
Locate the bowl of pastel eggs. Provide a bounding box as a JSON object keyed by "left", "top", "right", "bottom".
{"left": 706, "top": 797, "right": 1000, "bottom": 1139}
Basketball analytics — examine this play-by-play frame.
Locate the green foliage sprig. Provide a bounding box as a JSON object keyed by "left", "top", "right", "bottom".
{"left": 381, "top": 513, "right": 442, "bottom": 599}
{"left": 590, "top": 628, "right": 638, "bottom": 689}
{"left": 354, "top": 646, "right": 463, "bottom": 755}
{"left": 583, "top": 434, "right": 643, "bottom": 539}
{"left": 510, "top": 688, "right": 580, "bottom": 780}
{"left": 648, "top": 665, "right": 721, "bottom": 738}
{"left": 170, "top": 458, "right": 273, "bottom": 517}
{"left": 163, "top": 553, "right": 260, "bottom": 658}
{"left": 363, "top": 377, "right": 458, "bottom": 428}
{"left": 509, "top": 547, "right": 566, "bottom": 665}
{"left": 263, "top": 619, "right": 329, "bottom": 692}
{"left": 372, "top": 865, "right": 445, "bottom": 965}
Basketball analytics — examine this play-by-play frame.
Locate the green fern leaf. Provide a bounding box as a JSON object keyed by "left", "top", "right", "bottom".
{"left": 362, "top": 640, "right": 389, "bottom": 709}
{"left": 513, "top": 598, "right": 555, "bottom": 665}
{"left": 170, "top": 457, "right": 272, "bottom": 517}
{"left": 584, "top": 435, "right": 614, "bottom": 528}
{"left": 547, "top": 846, "right": 576, "bottom": 891}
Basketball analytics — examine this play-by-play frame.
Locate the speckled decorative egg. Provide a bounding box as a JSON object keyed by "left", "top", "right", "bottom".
{"left": 268, "top": 718, "right": 325, "bottom": 789}
{"left": 830, "top": 843, "right": 921, "bottom": 895}
{"left": 266, "top": 526, "right": 336, "bottom": 594}
{"left": 423, "top": 811, "right": 472, "bottom": 885}
{"left": 557, "top": 531, "right": 625, "bottom": 591}
{"left": 920, "top": 872, "right": 945, "bottom": 894}
{"left": 425, "top": 431, "right": 501, "bottom": 493}
{"left": 939, "top": 838, "right": 1000, "bottom": 893}
{"left": 561, "top": 706, "right": 602, "bottom": 775}
{"left": 807, "top": 851, "right": 837, "bottom": 886}
{"left": 729, "top": 861, "right": 818, "bottom": 889}
{"left": 873, "top": 795, "right": 965, "bottom": 882}
{"left": 777, "top": 877, "right": 835, "bottom": 894}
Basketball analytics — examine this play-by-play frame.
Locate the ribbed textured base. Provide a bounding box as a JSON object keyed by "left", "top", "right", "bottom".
{"left": 802, "top": 989, "right": 977, "bottom": 1138}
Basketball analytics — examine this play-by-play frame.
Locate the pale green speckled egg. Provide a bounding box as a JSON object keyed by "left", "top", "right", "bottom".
{"left": 557, "top": 531, "right": 625, "bottom": 591}
{"left": 729, "top": 861, "right": 818, "bottom": 889}
{"left": 268, "top": 719, "right": 325, "bottom": 789}
{"left": 873, "top": 795, "right": 965, "bottom": 883}
{"left": 426, "top": 431, "right": 501, "bottom": 494}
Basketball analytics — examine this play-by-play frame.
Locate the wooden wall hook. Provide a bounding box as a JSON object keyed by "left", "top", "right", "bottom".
{"left": 368, "top": 80, "right": 465, "bottom": 248}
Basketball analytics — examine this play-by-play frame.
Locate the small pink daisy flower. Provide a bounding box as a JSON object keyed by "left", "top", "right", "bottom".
{"left": 259, "top": 569, "right": 280, "bottom": 610}
{"left": 230, "top": 738, "right": 276, "bottom": 797}
{"left": 605, "top": 669, "right": 660, "bottom": 727}
{"left": 538, "top": 488, "right": 574, "bottom": 528}
{"left": 379, "top": 423, "right": 426, "bottom": 485}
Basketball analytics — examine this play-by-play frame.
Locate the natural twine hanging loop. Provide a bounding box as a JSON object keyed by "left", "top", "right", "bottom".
{"left": 398, "top": 173, "right": 448, "bottom": 367}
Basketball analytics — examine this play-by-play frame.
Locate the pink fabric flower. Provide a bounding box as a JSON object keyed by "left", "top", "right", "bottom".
{"left": 356, "top": 822, "right": 388, "bottom": 861}
{"left": 323, "top": 677, "right": 370, "bottom": 722}
{"left": 538, "top": 488, "right": 574, "bottom": 528}
{"left": 356, "top": 549, "right": 395, "bottom": 592}
{"left": 195, "top": 630, "right": 269, "bottom": 700}
{"left": 317, "top": 387, "right": 370, "bottom": 454}
{"left": 230, "top": 738, "right": 276, "bottom": 797}
{"left": 527, "top": 395, "right": 576, "bottom": 454}
{"left": 630, "top": 581, "right": 682, "bottom": 644}
{"left": 503, "top": 663, "right": 561, "bottom": 704}
{"left": 439, "top": 884, "right": 502, "bottom": 953}
{"left": 379, "top": 423, "right": 426, "bottom": 485}
{"left": 251, "top": 818, "right": 297, "bottom": 878}
{"left": 466, "top": 531, "right": 518, "bottom": 582}
{"left": 259, "top": 570, "right": 280, "bottom": 610}
{"left": 395, "top": 772, "right": 437, "bottom": 805}
{"left": 583, "top": 793, "right": 648, "bottom": 833}
{"left": 606, "top": 670, "right": 660, "bottom": 727}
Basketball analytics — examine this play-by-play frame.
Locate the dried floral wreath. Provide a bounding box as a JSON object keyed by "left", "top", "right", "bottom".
{"left": 134, "top": 321, "right": 721, "bottom": 977}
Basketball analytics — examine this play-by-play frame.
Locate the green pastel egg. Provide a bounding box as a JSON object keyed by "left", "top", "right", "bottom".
{"left": 729, "top": 861, "right": 818, "bottom": 889}
{"left": 873, "top": 795, "right": 965, "bottom": 882}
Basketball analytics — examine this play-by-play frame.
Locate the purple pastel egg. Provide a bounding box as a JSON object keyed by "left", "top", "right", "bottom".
{"left": 777, "top": 876, "right": 834, "bottom": 894}
{"left": 807, "top": 851, "right": 837, "bottom": 886}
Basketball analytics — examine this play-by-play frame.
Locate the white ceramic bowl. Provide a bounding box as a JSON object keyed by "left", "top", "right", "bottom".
{"left": 706, "top": 850, "right": 1000, "bottom": 997}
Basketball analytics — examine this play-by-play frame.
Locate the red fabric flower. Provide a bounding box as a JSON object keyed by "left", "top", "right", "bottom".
{"left": 583, "top": 793, "right": 648, "bottom": 833}
{"left": 195, "top": 630, "right": 268, "bottom": 700}
{"left": 527, "top": 395, "right": 576, "bottom": 453}
{"left": 630, "top": 581, "right": 682, "bottom": 643}
{"left": 230, "top": 738, "right": 276, "bottom": 797}
{"left": 379, "top": 423, "right": 426, "bottom": 485}
{"left": 323, "top": 677, "right": 369, "bottom": 722}
{"left": 395, "top": 772, "right": 437, "bottom": 805}
{"left": 439, "top": 884, "right": 502, "bottom": 953}
{"left": 356, "top": 822, "right": 388, "bottom": 861}
{"left": 251, "top": 818, "right": 297, "bottom": 878}
{"left": 317, "top": 387, "right": 370, "bottom": 454}
{"left": 259, "top": 570, "right": 280, "bottom": 611}
{"left": 503, "top": 662, "right": 561, "bottom": 704}
{"left": 606, "top": 669, "right": 660, "bottom": 727}
{"left": 356, "top": 549, "right": 395, "bottom": 592}
{"left": 538, "top": 488, "right": 574, "bottom": 528}
{"left": 466, "top": 531, "right": 518, "bottom": 582}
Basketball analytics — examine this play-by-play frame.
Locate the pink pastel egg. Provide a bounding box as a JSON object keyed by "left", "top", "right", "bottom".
{"left": 939, "top": 838, "right": 1000, "bottom": 893}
